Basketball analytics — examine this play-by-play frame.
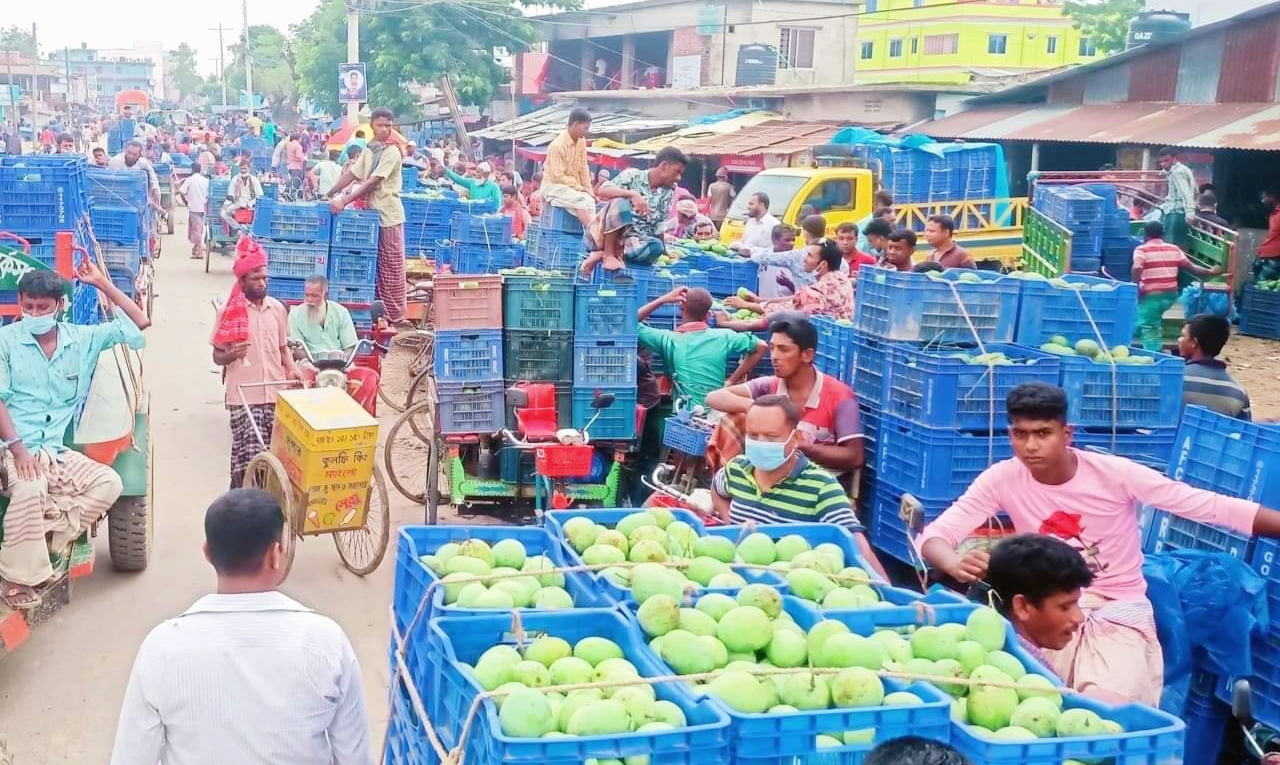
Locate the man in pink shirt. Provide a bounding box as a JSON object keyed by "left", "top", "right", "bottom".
{"left": 286, "top": 133, "right": 306, "bottom": 189}
{"left": 919, "top": 382, "right": 1280, "bottom": 706}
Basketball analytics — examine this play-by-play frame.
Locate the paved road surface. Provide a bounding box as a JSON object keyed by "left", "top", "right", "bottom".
{"left": 0, "top": 213, "right": 423, "bottom": 763}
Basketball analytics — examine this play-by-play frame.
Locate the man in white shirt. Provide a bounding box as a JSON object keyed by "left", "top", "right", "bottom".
{"left": 109, "top": 488, "right": 373, "bottom": 765}
{"left": 177, "top": 163, "right": 211, "bottom": 259}
{"left": 221, "top": 160, "right": 264, "bottom": 234}
{"left": 736, "top": 191, "right": 783, "bottom": 297}
{"left": 108, "top": 140, "right": 161, "bottom": 208}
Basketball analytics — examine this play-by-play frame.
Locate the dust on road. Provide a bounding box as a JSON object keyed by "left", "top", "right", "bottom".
{"left": 1226, "top": 333, "right": 1280, "bottom": 421}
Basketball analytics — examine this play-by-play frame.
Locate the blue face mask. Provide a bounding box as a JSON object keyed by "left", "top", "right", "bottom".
{"left": 743, "top": 436, "right": 793, "bottom": 471}
{"left": 20, "top": 310, "right": 58, "bottom": 336}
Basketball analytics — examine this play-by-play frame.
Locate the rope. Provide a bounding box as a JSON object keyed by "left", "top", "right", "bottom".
{"left": 1070, "top": 286, "right": 1120, "bottom": 452}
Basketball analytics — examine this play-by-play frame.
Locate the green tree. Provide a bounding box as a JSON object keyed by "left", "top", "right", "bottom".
{"left": 1065, "top": 0, "right": 1146, "bottom": 56}
{"left": 0, "top": 25, "right": 37, "bottom": 57}
{"left": 224, "top": 25, "right": 299, "bottom": 121}
{"left": 168, "top": 43, "right": 204, "bottom": 104}
{"left": 290, "top": 0, "right": 567, "bottom": 119}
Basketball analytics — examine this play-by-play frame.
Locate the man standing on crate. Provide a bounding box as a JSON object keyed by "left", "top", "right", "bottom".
{"left": 211, "top": 244, "right": 303, "bottom": 489}
{"left": 918, "top": 382, "right": 1280, "bottom": 707}
{"left": 327, "top": 108, "right": 408, "bottom": 327}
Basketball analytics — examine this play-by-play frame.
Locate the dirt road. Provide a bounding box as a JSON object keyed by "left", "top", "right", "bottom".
{"left": 1226, "top": 334, "right": 1280, "bottom": 420}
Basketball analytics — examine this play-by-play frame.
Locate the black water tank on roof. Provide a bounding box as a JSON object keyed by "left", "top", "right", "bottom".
{"left": 1127, "top": 10, "right": 1191, "bottom": 50}
{"left": 736, "top": 45, "right": 779, "bottom": 87}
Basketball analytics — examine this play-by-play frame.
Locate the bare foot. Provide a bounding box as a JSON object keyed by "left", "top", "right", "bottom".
{"left": 579, "top": 250, "right": 604, "bottom": 276}
{"left": 602, "top": 253, "right": 625, "bottom": 271}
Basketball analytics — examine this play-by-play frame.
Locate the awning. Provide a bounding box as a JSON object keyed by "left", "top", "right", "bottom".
{"left": 667, "top": 120, "right": 857, "bottom": 157}
{"left": 917, "top": 102, "right": 1280, "bottom": 151}
{"left": 472, "top": 104, "right": 684, "bottom": 146}
{"left": 628, "top": 111, "right": 782, "bottom": 152}
{"left": 515, "top": 143, "right": 650, "bottom": 170}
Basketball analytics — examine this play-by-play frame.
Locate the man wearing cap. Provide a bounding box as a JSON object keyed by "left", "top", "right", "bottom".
{"left": 211, "top": 241, "right": 303, "bottom": 489}
{"left": 445, "top": 160, "right": 502, "bottom": 208}
{"left": 665, "top": 198, "right": 714, "bottom": 240}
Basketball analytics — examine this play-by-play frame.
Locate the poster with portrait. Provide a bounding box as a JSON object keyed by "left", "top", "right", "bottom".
{"left": 338, "top": 63, "right": 367, "bottom": 104}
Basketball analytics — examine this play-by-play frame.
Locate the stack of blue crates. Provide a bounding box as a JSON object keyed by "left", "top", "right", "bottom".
{"left": 1241, "top": 285, "right": 1280, "bottom": 340}
{"left": 254, "top": 199, "right": 334, "bottom": 304}
{"left": 528, "top": 205, "right": 586, "bottom": 272}
{"left": 0, "top": 155, "right": 94, "bottom": 268}
{"left": 327, "top": 209, "right": 380, "bottom": 306}
{"left": 449, "top": 212, "right": 519, "bottom": 274}
{"left": 403, "top": 193, "right": 458, "bottom": 258}
{"left": 87, "top": 166, "right": 152, "bottom": 293}
{"left": 850, "top": 143, "right": 1000, "bottom": 205}
{"left": 1034, "top": 185, "right": 1105, "bottom": 271}
{"left": 572, "top": 277, "right": 638, "bottom": 441}
{"left": 502, "top": 270, "right": 575, "bottom": 431}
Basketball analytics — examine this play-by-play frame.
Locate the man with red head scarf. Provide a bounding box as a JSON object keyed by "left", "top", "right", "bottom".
{"left": 211, "top": 240, "right": 302, "bottom": 489}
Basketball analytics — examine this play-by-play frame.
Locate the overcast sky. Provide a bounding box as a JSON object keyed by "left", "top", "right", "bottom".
{"left": 9, "top": 0, "right": 322, "bottom": 76}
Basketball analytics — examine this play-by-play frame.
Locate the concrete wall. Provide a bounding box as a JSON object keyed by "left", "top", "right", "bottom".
{"left": 558, "top": 88, "right": 935, "bottom": 123}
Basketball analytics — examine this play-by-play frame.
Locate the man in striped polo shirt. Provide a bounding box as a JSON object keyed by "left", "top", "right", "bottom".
{"left": 1177, "top": 313, "right": 1252, "bottom": 420}
{"left": 710, "top": 394, "right": 887, "bottom": 580}
{"left": 1131, "top": 221, "right": 1221, "bottom": 351}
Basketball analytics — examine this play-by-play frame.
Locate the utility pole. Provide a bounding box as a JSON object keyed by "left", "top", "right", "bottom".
{"left": 346, "top": 0, "right": 360, "bottom": 124}
{"left": 4, "top": 50, "right": 15, "bottom": 131}
{"left": 242, "top": 0, "right": 254, "bottom": 116}
{"left": 210, "top": 23, "right": 230, "bottom": 107}
{"left": 30, "top": 23, "right": 38, "bottom": 137}
{"left": 64, "top": 47, "right": 72, "bottom": 122}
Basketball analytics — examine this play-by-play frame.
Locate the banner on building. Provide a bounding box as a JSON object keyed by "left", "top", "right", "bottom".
{"left": 671, "top": 56, "right": 702, "bottom": 89}
{"left": 339, "top": 63, "right": 367, "bottom": 104}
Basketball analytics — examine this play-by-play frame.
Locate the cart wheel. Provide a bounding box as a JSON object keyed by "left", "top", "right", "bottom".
{"left": 166, "top": 210, "right": 175, "bottom": 235}
{"left": 378, "top": 331, "right": 433, "bottom": 413}
{"left": 146, "top": 274, "right": 155, "bottom": 319}
{"left": 333, "top": 465, "right": 390, "bottom": 576}
{"left": 427, "top": 436, "right": 443, "bottom": 526}
{"left": 403, "top": 369, "right": 437, "bottom": 443}
{"left": 107, "top": 439, "right": 154, "bottom": 572}
{"left": 243, "top": 452, "right": 300, "bottom": 576}
{"left": 204, "top": 231, "right": 213, "bottom": 273}
{"left": 384, "top": 398, "right": 434, "bottom": 505}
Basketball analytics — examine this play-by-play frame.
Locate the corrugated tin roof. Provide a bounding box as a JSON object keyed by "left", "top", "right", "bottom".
{"left": 916, "top": 102, "right": 1280, "bottom": 150}
{"left": 661, "top": 119, "right": 897, "bottom": 157}
{"left": 472, "top": 105, "right": 684, "bottom": 146}
{"left": 628, "top": 112, "right": 782, "bottom": 152}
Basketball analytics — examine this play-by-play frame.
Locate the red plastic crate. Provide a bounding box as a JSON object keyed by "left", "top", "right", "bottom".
{"left": 534, "top": 443, "right": 594, "bottom": 477}
{"left": 432, "top": 274, "right": 503, "bottom": 329}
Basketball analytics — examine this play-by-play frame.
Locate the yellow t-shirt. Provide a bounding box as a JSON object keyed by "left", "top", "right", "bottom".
{"left": 351, "top": 143, "right": 405, "bottom": 227}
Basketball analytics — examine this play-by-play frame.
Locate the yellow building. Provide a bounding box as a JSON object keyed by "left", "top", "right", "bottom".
{"left": 855, "top": 0, "right": 1100, "bottom": 85}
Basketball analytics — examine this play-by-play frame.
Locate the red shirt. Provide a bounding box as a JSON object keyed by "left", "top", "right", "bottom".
{"left": 1258, "top": 208, "right": 1280, "bottom": 259}
{"left": 844, "top": 249, "right": 878, "bottom": 273}
{"left": 39, "top": 129, "right": 54, "bottom": 146}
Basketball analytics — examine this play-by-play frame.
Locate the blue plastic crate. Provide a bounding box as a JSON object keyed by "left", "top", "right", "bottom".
{"left": 436, "top": 380, "right": 505, "bottom": 435}
{"left": 100, "top": 241, "right": 146, "bottom": 275}
{"left": 849, "top": 330, "right": 889, "bottom": 408}
{"left": 0, "top": 157, "right": 89, "bottom": 224}
{"left": 250, "top": 155, "right": 272, "bottom": 173}
{"left": 1220, "top": 632, "right": 1280, "bottom": 731}
{"left": 861, "top": 405, "right": 881, "bottom": 458}
{"left": 403, "top": 195, "right": 461, "bottom": 226}
{"left": 331, "top": 209, "right": 380, "bottom": 250}
{"left": 328, "top": 282, "right": 376, "bottom": 305}
{"left": 1073, "top": 427, "right": 1175, "bottom": 470}
{"left": 504, "top": 329, "right": 574, "bottom": 382}
{"left": 251, "top": 199, "right": 332, "bottom": 242}
{"left": 1168, "top": 406, "right": 1280, "bottom": 505}
{"left": 424, "top": 609, "right": 733, "bottom": 765}
{"left": 869, "top": 477, "right": 958, "bottom": 565}
{"left": 87, "top": 167, "right": 148, "bottom": 211}
{"left": 539, "top": 204, "right": 586, "bottom": 234}
{"left": 1014, "top": 274, "right": 1138, "bottom": 347}
{"left": 435, "top": 329, "right": 504, "bottom": 383}
{"left": 698, "top": 253, "right": 759, "bottom": 297}
{"left": 1241, "top": 285, "right": 1280, "bottom": 340}
{"left": 503, "top": 272, "right": 575, "bottom": 331}
{"left": 1149, "top": 510, "right": 1253, "bottom": 560}
{"left": 1252, "top": 538, "right": 1280, "bottom": 631}
{"left": 89, "top": 205, "right": 144, "bottom": 244}
{"left": 326, "top": 250, "right": 377, "bottom": 284}
{"left": 385, "top": 682, "right": 438, "bottom": 765}
{"left": 450, "top": 211, "right": 512, "bottom": 245}
{"left": 883, "top": 343, "right": 1060, "bottom": 431}
{"left": 267, "top": 276, "right": 306, "bottom": 302}
{"left": 71, "top": 281, "right": 101, "bottom": 325}
{"left": 876, "top": 415, "right": 1013, "bottom": 500}
{"left": 261, "top": 240, "right": 327, "bottom": 279}
{"left": 573, "top": 337, "right": 638, "bottom": 386}
{"left": 633, "top": 267, "right": 709, "bottom": 319}
{"left": 110, "top": 268, "right": 136, "bottom": 298}
{"left": 259, "top": 181, "right": 278, "bottom": 201}
{"left": 1058, "top": 347, "right": 1183, "bottom": 429}
{"left": 404, "top": 224, "right": 450, "bottom": 255}
{"left": 572, "top": 385, "right": 637, "bottom": 441}
{"left": 206, "top": 179, "right": 231, "bottom": 215}
{"left": 662, "top": 415, "right": 712, "bottom": 456}
{"left": 526, "top": 229, "right": 586, "bottom": 271}
{"left": 856, "top": 267, "right": 1020, "bottom": 344}
{"left": 812, "top": 315, "right": 857, "bottom": 383}
{"left": 574, "top": 279, "right": 638, "bottom": 337}
{"left": 1036, "top": 185, "right": 1105, "bottom": 226}
{"left": 452, "top": 243, "right": 520, "bottom": 275}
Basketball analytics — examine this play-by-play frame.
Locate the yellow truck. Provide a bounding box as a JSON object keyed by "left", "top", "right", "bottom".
{"left": 718, "top": 166, "right": 1028, "bottom": 266}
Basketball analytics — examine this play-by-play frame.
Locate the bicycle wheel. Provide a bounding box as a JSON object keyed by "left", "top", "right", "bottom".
{"left": 332, "top": 465, "right": 390, "bottom": 576}
{"left": 384, "top": 398, "right": 435, "bottom": 505}
{"left": 242, "top": 452, "right": 300, "bottom": 576}
{"left": 403, "top": 367, "right": 437, "bottom": 442}
{"left": 377, "top": 331, "right": 433, "bottom": 413}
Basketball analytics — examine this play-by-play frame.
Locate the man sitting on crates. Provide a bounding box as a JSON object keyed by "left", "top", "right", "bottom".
{"left": 221, "top": 159, "right": 264, "bottom": 236}
{"left": 538, "top": 108, "right": 596, "bottom": 229}
{"left": 918, "top": 382, "right": 1280, "bottom": 706}
{"left": 0, "top": 261, "right": 150, "bottom": 609}
{"left": 211, "top": 243, "right": 303, "bottom": 490}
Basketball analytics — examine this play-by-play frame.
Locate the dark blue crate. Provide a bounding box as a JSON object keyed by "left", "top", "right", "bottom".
{"left": 327, "top": 250, "right": 377, "bottom": 284}
{"left": 883, "top": 343, "right": 1060, "bottom": 431}
{"left": 110, "top": 269, "right": 136, "bottom": 299}
{"left": 87, "top": 167, "right": 148, "bottom": 211}
{"left": 1036, "top": 185, "right": 1105, "bottom": 225}
{"left": 206, "top": 179, "right": 231, "bottom": 215}
{"left": 856, "top": 267, "right": 1020, "bottom": 344}
{"left": 574, "top": 278, "right": 637, "bottom": 337}
{"left": 1059, "top": 347, "right": 1183, "bottom": 429}
{"left": 1168, "top": 405, "right": 1280, "bottom": 505}
{"left": 662, "top": 416, "right": 712, "bottom": 456}
{"left": 698, "top": 253, "right": 759, "bottom": 297}
{"left": 89, "top": 205, "right": 144, "bottom": 244}
{"left": 404, "top": 224, "right": 450, "bottom": 256}
{"left": 251, "top": 199, "right": 332, "bottom": 242}
{"left": 450, "top": 211, "right": 512, "bottom": 245}
{"left": 1219, "top": 632, "right": 1280, "bottom": 731}
{"left": 850, "top": 330, "right": 889, "bottom": 408}
{"left": 876, "top": 415, "right": 1013, "bottom": 499}
{"left": 331, "top": 209, "right": 380, "bottom": 250}
{"left": 1073, "top": 427, "right": 1175, "bottom": 470}
{"left": 424, "top": 610, "right": 733, "bottom": 765}
{"left": 503, "top": 272, "right": 575, "bottom": 331}
{"left": 267, "top": 277, "right": 307, "bottom": 302}
{"left": 348, "top": 306, "right": 373, "bottom": 331}
{"left": 1149, "top": 510, "right": 1253, "bottom": 560}
{"left": 260, "top": 181, "right": 278, "bottom": 201}
{"left": 1014, "top": 273, "right": 1138, "bottom": 347}
{"left": 1241, "top": 285, "right": 1280, "bottom": 340}
{"left": 504, "top": 329, "right": 574, "bottom": 381}
{"left": 436, "top": 380, "right": 505, "bottom": 435}
{"left": 633, "top": 266, "right": 710, "bottom": 311}
{"left": 261, "top": 240, "right": 326, "bottom": 279}
{"left": 572, "top": 385, "right": 637, "bottom": 440}
{"left": 539, "top": 203, "right": 586, "bottom": 234}
{"left": 574, "top": 338, "right": 637, "bottom": 386}
{"left": 385, "top": 683, "right": 437, "bottom": 765}
{"left": 861, "top": 405, "right": 881, "bottom": 455}
{"left": 328, "top": 281, "right": 376, "bottom": 305}
{"left": 100, "top": 241, "right": 146, "bottom": 275}
{"left": 812, "top": 315, "right": 857, "bottom": 383}
{"left": 452, "top": 243, "right": 520, "bottom": 275}
{"left": 1251, "top": 539, "right": 1280, "bottom": 631}
{"left": 435, "top": 329, "right": 504, "bottom": 383}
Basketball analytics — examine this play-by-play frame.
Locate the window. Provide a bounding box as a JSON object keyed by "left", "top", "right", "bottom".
{"left": 889, "top": 38, "right": 904, "bottom": 57}
{"left": 911, "top": 37, "right": 919, "bottom": 54}
{"left": 1047, "top": 36, "right": 1058, "bottom": 54}
{"left": 802, "top": 180, "right": 855, "bottom": 214}
{"left": 923, "top": 34, "right": 959, "bottom": 55}
{"left": 913, "top": 0, "right": 924, "bottom": 6}
{"left": 866, "top": 0, "right": 877, "bottom": 11}
{"left": 988, "top": 34, "right": 1008, "bottom": 54}
{"left": 1079, "top": 37, "right": 1097, "bottom": 56}
{"left": 860, "top": 41, "right": 875, "bottom": 60}
{"left": 779, "top": 27, "right": 817, "bottom": 69}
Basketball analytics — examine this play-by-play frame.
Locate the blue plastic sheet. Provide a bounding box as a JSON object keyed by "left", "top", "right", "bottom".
{"left": 1179, "top": 282, "right": 1234, "bottom": 320}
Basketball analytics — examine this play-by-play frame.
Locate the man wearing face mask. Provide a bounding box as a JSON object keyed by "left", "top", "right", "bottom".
{"left": 710, "top": 394, "right": 887, "bottom": 580}
{"left": 0, "top": 260, "right": 150, "bottom": 609}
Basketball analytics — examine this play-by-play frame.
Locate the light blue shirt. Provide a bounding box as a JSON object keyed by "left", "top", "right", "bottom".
{"left": 0, "top": 312, "right": 145, "bottom": 453}
{"left": 749, "top": 248, "right": 848, "bottom": 289}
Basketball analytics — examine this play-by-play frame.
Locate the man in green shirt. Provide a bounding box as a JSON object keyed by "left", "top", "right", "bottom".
{"left": 445, "top": 161, "right": 502, "bottom": 208}
{"left": 288, "top": 275, "right": 359, "bottom": 357}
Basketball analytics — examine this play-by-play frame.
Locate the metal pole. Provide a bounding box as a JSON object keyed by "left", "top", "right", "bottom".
{"left": 210, "top": 24, "right": 229, "bottom": 107}
{"left": 4, "top": 50, "right": 14, "bottom": 131}
{"left": 242, "top": 0, "right": 254, "bottom": 116}
{"left": 64, "top": 47, "right": 71, "bottom": 123}
{"left": 30, "top": 23, "right": 38, "bottom": 140}
{"left": 346, "top": 3, "right": 360, "bottom": 124}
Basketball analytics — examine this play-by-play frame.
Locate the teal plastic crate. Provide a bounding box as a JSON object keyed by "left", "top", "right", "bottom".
{"left": 502, "top": 272, "right": 574, "bottom": 331}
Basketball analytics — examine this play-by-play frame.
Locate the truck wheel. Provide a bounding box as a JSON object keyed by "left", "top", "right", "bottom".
{"left": 108, "top": 442, "right": 153, "bottom": 572}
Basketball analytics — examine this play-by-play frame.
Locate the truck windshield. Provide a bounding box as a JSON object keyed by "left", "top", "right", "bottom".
{"left": 726, "top": 175, "right": 807, "bottom": 220}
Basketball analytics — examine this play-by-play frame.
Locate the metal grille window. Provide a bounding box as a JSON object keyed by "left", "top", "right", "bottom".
{"left": 779, "top": 27, "right": 817, "bottom": 69}
{"left": 988, "top": 34, "right": 1008, "bottom": 54}
{"left": 889, "top": 38, "right": 904, "bottom": 57}
{"left": 924, "top": 34, "right": 959, "bottom": 55}
{"left": 860, "top": 41, "right": 875, "bottom": 60}
{"left": 1047, "top": 36, "right": 1058, "bottom": 54}
{"left": 911, "top": 37, "right": 919, "bottom": 54}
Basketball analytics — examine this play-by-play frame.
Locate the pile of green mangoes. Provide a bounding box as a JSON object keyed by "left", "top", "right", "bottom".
{"left": 1038, "top": 336, "right": 1153, "bottom": 364}
{"left": 673, "top": 238, "right": 730, "bottom": 255}
{"left": 1255, "top": 280, "right": 1280, "bottom": 291}
{"left": 1007, "top": 273, "right": 1119, "bottom": 291}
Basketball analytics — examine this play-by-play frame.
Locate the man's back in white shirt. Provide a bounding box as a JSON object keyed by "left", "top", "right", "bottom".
{"left": 107, "top": 153, "right": 160, "bottom": 192}
{"left": 110, "top": 590, "right": 372, "bottom": 765}
{"left": 179, "top": 173, "right": 211, "bottom": 215}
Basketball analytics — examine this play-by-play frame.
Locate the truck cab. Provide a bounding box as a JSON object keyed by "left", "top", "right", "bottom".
{"left": 719, "top": 167, "right": 876, "bottom": 243}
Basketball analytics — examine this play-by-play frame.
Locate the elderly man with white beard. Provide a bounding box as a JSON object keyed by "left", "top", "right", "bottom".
{"left": 288, "top": 275, "right": 359, "bottom": 358}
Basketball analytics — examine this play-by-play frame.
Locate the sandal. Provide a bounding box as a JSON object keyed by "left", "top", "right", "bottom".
{"left": 2, "top": 581, "right": 41, "bottom": 609}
